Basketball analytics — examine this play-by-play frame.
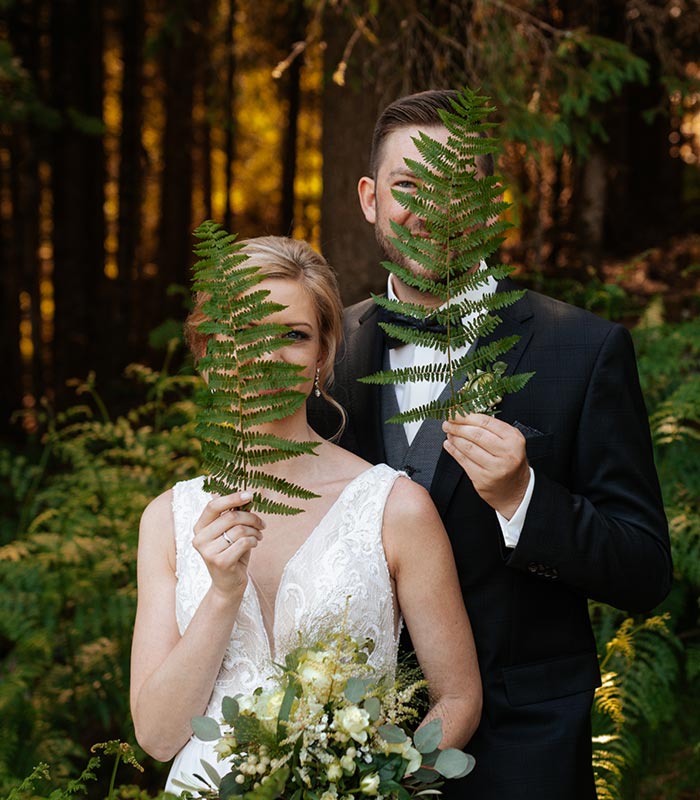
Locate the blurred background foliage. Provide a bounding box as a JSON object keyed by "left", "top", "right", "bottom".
{"left": 1, "top": 0, "right": 699, "bottom": 797}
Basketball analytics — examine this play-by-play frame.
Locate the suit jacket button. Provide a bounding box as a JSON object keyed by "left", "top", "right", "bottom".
{"left": 527, "top": 562, "right": 538, "bottom": 573}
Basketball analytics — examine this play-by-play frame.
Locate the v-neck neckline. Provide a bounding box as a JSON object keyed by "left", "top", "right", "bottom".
{"left": 243, "top": 464, "right": 379, "bottom": 661}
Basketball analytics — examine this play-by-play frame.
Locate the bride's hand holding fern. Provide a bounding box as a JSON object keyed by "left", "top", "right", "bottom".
{"left": 193, "top": 491, "right": 265, "bottom": 601}
{"left": 442, "top": 413, "right": 530, "bottom": 520}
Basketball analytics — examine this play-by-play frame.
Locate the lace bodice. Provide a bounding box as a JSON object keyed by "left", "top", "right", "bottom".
{"left": 166, "top": 463, "right": 403, "bottom": 790}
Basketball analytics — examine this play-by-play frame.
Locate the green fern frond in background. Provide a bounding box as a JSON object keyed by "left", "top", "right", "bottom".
{"left": 360, "top": 87, "right": 533, "bottom": 421}
{"left": 192, "top": 221, "right": 319, "bottom": 514}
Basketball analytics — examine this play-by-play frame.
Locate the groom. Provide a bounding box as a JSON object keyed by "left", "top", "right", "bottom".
{"left": 309, "top": 90, "right": 672, "bottom": 799}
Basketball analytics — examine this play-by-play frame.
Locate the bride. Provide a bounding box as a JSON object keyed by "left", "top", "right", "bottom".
{"left": 129, "top": 236, "right": 482, "bottom": 790}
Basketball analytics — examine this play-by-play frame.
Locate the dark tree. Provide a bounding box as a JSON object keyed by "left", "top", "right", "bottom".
{"left": 278, "top": 0, "right": 306, "bottom": 236}
{"left": 154, "top": 1, "right": 212, "bottom": 322}
{"left": 49, "top": 0, "right": 106, "bottom": 407}
{"left": 116, "top": 0, "right": 145, "bottom": 367}
{"left": 320, "top": 12, "right": 381, "bottom": 304}
{"left": 1, "top": 0, "right": 45, "bottom": 435}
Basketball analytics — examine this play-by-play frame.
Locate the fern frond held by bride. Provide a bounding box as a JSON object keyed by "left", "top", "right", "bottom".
{"left": 192, "top": 220, "right": 319, "bottom": 515}
{"left": 360, "top": 87, "right": 533, "bottom": 422}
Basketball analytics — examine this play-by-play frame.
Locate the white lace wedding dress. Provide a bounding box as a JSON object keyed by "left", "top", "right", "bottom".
{"left": 165, "top": 463, "right": 403, "bottom": 792}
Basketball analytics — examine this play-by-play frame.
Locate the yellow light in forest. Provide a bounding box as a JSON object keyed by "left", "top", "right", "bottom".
{"left": 105, "top": 262, "right": 119, "bottom": 279}
{"left": 19, "top": 320, "right": 34, "bottom": 360}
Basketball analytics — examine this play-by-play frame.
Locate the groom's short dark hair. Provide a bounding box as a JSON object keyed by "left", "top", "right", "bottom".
{"left": 369, "top": 89, "right": 495, "bottom": 179}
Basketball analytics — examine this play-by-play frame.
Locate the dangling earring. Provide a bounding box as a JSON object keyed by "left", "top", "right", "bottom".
{"left": 313, "top": 367, "right": 321, "bottom": 398}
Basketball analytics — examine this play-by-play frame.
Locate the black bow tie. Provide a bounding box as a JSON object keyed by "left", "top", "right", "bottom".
{"left": 377, "top": 306, "right": 448, "bottom": 349}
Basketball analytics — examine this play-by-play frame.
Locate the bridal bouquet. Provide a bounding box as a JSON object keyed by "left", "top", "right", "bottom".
{"left": 185, "top": 631, "right": 474, "bottom": 800}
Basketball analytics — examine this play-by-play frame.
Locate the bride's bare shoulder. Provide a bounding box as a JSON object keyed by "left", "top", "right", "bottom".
{"left": 139, "top": 488, "right": 175, "bottom": 538}
{"left": 385, "top": 475, "right": 440, "bottom": 525}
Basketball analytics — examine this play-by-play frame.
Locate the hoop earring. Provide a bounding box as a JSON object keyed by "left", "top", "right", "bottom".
{"left": 313, "top": 367, "right": 321, "bottom": 398}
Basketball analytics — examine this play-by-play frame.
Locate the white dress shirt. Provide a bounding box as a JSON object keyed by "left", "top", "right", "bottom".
{"left": 386, "top": 271, "right": 534, "bottom": 548}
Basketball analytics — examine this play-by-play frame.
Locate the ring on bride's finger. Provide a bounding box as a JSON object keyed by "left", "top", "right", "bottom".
{"left": 222, "top": 531, "right": 233, "bottom": 546}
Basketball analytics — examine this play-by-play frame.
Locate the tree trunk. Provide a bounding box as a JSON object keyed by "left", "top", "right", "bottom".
{"left": 320, "top": 15, "right": 382, "bottom": 305}
{"left": 50, "top": 0, "right": 105, "bottom": 407}
{"left": 155, "top": 1, "right": 204, "bottom": 321}
{"left": 117, "top": 0, "right": 144, "bottom": 366}
{"left": 223, "top": 0, "right": 236, "bottom": 233}
{"left": 2, "top": 0, "right": 43, "bottom": 434}
{"left": 279, "top": 0, "right": 306, "bottom": 236}
{"left": 604, "top": 77, "right": 684, "bottom": 257}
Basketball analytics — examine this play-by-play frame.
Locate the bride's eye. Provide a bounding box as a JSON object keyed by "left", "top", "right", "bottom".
{"left": 283, "top": 329, "right": 310, "bottom": 342}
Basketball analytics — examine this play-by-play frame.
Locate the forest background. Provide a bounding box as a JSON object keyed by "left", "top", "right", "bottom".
{"left": 1, "top": 1, "right": 700, "bottom": 798}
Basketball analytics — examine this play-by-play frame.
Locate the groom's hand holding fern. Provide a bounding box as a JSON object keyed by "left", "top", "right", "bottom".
{"left": 442, "top": 413, "right": 530, "bottom": 521}
{"left": 193, "top": 491, "right": 265, "bottom": 600}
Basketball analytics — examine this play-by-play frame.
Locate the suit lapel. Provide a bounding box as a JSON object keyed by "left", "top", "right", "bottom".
{"left": 431, "top": 279, "right": 534, "bottom": 517}
{"left": 345, "top": 300, "right": 386, "bottom": 464}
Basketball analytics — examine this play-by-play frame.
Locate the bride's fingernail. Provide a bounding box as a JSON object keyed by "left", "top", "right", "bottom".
{"left": 240, "top": 491, "right": 253, "bottom": 501}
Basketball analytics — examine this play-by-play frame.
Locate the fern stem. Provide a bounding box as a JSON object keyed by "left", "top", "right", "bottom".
{"left": 106, "top": 751, "right": 121, "bottom": 800}
{"left": 16, "top": 429, "right": 53, "bottom": 536}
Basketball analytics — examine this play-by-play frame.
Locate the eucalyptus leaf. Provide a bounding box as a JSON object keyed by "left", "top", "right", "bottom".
{"left": 364, "top": 695, "right": 381, "bottom": 721}
{"left": 414, "top": 718, "right": 443, "bottom": 753}
{"left": 434, "top": 748, "right": 475, "bottom": 779}
{"left": 191, "top": 715, "right": 222, "bottom": 741}
{"left": 345, "top": 676, "right": 371, "bottom": 704}
{"left": 200, "top": 759, "right": 223, "bottom": 788}
{"left": 408, "top": 767, "right": 438, "bottom": 784}
{"left": 276, "top": 682, "right": 299, "bottom": 742}
{"left": 420, "top": 748, "right": 439, "bottom": 767}
{"left": 378, "top": 723, "right": 407, "bottom": 743}
{"left": 222, "top": 695, "right": 239, "bottom": 724}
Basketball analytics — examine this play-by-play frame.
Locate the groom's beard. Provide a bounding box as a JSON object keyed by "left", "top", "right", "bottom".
{"left": 374, "top": 223, "right": 443, "bottom": 285}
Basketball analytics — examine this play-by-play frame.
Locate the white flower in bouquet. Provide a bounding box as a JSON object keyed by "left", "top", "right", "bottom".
{"left": 333, "top": 705, "right": 371, "bottom": 743}
{"left": 297, "top": 649, "right": 338, "bottom": 697}
{"left": 359, "top": 772, "right": 381, "bottom": 795}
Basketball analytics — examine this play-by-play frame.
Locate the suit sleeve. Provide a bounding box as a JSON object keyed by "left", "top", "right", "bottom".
{"left": 506, "top": 323, "right": 672, "bottom": 612}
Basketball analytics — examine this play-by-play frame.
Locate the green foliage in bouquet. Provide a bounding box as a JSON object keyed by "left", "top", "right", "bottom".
{"left": 192, "top": 221, "right": 320, "bottom": 515}
{"left": 179, "top": 632, "right": 474, "bottom": 800}
{"left": 359, "top": 86, "right": 533, "bottom": 422}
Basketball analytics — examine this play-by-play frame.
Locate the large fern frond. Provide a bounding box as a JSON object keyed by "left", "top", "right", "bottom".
{"left": 359, "top": 87, "right": 533, "bottom": 419}
{"left": 591, "top": 614, "right": 681, "bottom": 799}
{"left": 192, "top": 221, "right": 319, "bottom": 512}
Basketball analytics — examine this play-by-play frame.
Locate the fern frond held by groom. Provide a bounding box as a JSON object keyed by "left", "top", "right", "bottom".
{"left": 360, "top": 87, "right": 533, "bottom": 422}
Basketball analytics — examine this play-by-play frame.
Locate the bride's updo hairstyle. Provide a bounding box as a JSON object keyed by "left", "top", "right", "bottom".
{"left": 185, "top": 235, "right": 346, "bottom": 434}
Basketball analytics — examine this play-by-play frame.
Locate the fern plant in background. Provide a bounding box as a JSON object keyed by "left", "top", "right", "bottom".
{"left": 192, "top": 221, "right": 319, "bottom": 514}
{"left": 0, "top": 360, "right": 200, "bottom": 795}
{"left": 360, "top": 87, "right": 533, "bottom": 422}
{"left": 590, "top": 612, "right": 681, "bottom": 800}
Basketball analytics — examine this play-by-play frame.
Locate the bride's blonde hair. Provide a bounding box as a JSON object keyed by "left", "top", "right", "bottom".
{"left": 185, "top": 235, "right": 347, "bottom": 436}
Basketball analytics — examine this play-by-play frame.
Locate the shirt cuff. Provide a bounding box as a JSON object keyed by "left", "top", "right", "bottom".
{"left": 495, "top": 467, "right": 535, "bottom": 549}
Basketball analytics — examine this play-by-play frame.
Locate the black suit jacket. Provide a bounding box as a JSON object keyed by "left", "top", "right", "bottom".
{"left": 309, "top": 280, "right": 671, "bottom": 800}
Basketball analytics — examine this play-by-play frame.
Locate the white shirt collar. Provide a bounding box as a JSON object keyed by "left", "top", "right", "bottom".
{"left": 386, "top": 260, "right": 494, "bottom": 315}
